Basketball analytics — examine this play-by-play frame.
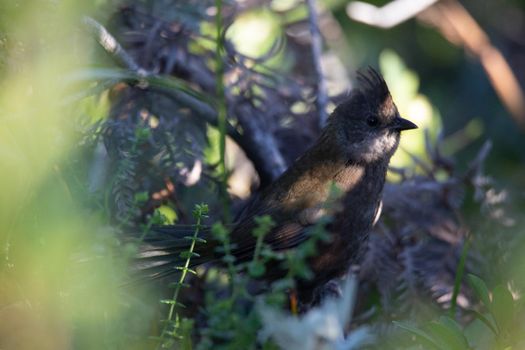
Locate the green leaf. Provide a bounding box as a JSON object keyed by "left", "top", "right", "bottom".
{"left": 468, "top": 310, "right": 499, "bottom": 336}
{"left": 393, "top": 321, "right": 442, "bottom": 350}
{"left": 490, "top": 285, "right": 514, "bottom": 332}
{"left": 179, "top": 251, "right": 199, "bottom": 260}
{"left": 252, "top": 215, "right": 275, "bottom": 238}
{"left": 151, "top": 209, "right": 169, "bottom": 225}
{"left": 439, "top": 316, "right": 464, "bottom": 334}
{"left": 160, "top": 300, "right": 185, "bottom": 308}
{"left": 174, "top": 266, "right": 197, "bottom": 275}
{"left": 424, "top": 321, "right": 469, "bottom": 350}
{"left": 223, "top": 254, "right": 236, "bottom": 264}
{"left": 183, "top": 236, "right": 207, "bottom": 243}
{"left": 192, "top": 203, "right": 209, "bottom": 217}
{"left": 467, "top": 274, "right": 491, "bottom": 308}
{"left": 450, "top": 241, "right": 469, "bottom": 316}
{"left": 211, "top": 222, "right": 229, "bottom": 241}
{"left": 66, "top": 68, "right": 211, "bottom": 103}
{"left": 133, "top": 191, "right": 149, "bottom": 204}
{"left": 248, "top": 261, "right": 266, "bottom": 278}
{"left": 271, "top": 278, "right": 294, "bottom": 292}
{"left": 261, "top": 247, "right": 283, "bottom": 260}
{"left": 168, "top": 281, "right": 190, "bottom": 289}
{"left": 134, "top": 126, "right": 151, "bottom": 143}
{"left": 157, "top": 205, "right": 177, "bottom": 224}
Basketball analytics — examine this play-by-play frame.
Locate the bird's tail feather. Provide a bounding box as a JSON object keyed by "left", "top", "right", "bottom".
{"left": 128, "top": 225, "right": 216, "bottom": 283}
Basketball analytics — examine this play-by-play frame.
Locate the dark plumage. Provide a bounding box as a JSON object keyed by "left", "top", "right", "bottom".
{"left": 136, "top": 68, "right": 417, "bottom": 301}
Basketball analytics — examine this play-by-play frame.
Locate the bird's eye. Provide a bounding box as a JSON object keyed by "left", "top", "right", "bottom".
{"left": 367, "top": 116, "right": 379, "bottom": 127}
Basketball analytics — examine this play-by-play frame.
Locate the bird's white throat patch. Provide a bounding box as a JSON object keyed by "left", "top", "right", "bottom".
{"left": 349, "top": 132, "right": 399, "bottom": 163}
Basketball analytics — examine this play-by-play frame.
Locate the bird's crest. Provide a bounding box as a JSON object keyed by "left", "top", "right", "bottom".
{"left": 356, "top": 67, "right": 393, "bottom": 110}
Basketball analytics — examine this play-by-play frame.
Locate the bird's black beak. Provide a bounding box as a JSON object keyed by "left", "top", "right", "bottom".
{"left": 390, "top": 116, "right": 418, "bottom": 131}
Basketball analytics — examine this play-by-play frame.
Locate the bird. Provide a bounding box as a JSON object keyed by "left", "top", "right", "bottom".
{"left": 135, "top": 67, "right": 417, "bottom": 302}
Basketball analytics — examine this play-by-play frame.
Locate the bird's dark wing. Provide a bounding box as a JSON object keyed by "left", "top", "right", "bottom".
{"left": 131, "top": 192, "right": 327, "bottom": 281}
{"left": 228, "top": 201, "right": 325, "bottom": 262}
{"left": 231, "top": 220, "right": 308, "bottom": 262}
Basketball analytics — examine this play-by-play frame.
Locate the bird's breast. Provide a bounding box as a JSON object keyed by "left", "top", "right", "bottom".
{"left": 333, "top": 165, "right": 365, "bottom": 192}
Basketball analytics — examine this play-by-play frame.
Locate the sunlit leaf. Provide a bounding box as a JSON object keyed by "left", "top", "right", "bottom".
{"left": 467, "top": 274, "right": 491, "bottom": 308}
{"left": 393, "top": 321, "right": 442, "bottom": 350}
{"left": 490, "top": 285, "right": 515, "bottom": 333}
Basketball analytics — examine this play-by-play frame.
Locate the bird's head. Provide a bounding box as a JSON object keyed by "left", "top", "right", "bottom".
{"left": 327, "top": 67, "right": 417, "bottom": 164}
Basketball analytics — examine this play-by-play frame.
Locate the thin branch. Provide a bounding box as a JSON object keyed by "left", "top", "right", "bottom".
{"left": 306, "top": 0, "right": 329, "bottom": 128}
{"left": 464, "top": 140, "right": 492, "bottom": 180}
{"left": 82, "top": 16, "right": 144, "bottom": 73}
{"left": 346, "top": 0, "right": 438, "bottom": 29}
{"left": 233, "top": 103, "right": 288, "bottom": 185}
{"left": 215, "top": 0, "right": 230, "bottom": 221}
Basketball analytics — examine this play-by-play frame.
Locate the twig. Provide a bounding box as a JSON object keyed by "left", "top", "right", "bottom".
{"left": 82, "top": 16, "right": 144, "bottom": 74}
{"left": 346, "top": 0, "right": 438, "bottom": 29}
{"left": 464, "top": 140, "right": 492, "bottom": 180}
{"left": 306, "top": 0, "right": 329, "bottom": 128}
{"left": 317, "top": 10, "right": 353, "bottom": 72}
{"left": 215, "top": 0, "right": 230, "bottom": 222}
{"left": 233, "top": 103, "right": 288, "bottom": 185}
{"left": 157, "top": 204, "right": 208, "bottom": 348}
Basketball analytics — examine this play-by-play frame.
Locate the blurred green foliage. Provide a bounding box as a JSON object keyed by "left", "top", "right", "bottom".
{"left": 1, "top": 0, "right": 524, "bottom": 349}
{"left": 396, "top": 274, "right": 525, "bottom": 350}
{"left": 0, "top": 1, "right": 146, "bottom": 348}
